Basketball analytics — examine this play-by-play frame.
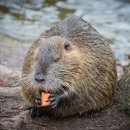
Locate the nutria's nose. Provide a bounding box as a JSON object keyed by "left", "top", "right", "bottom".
{"left": 35, "top": 78, "right": 46, "bottom": 84}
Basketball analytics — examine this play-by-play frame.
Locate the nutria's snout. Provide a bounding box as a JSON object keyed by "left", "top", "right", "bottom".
{"left": 34, "top": 71, "right": 46, "bottom": 83}
{"left": 33, "top": 72, "right": 48, "bottom": 91}
{"left": 34, "top": 77, "right": 47, "bottom": 92}
{"left": 34, "top": 68, "right": 69, "bottom": 94}
{"left": 35, "top": 77, "right": 46, "bottom": 84}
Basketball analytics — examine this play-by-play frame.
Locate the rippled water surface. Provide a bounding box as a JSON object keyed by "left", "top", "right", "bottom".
{"left": 0, "top": 0, "right": 130, "bottom": 68}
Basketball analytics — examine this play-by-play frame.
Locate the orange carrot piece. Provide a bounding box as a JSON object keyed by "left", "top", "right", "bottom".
{"left": 41, "top": 92, "right": 51, "bottom": 107}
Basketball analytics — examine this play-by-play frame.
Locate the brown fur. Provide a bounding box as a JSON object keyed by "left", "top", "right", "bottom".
{"left": 117, "top": 61, "right": 130, "bottom": 111}
{"left": 21, "top": 16, "right": 117, "bottom": 117}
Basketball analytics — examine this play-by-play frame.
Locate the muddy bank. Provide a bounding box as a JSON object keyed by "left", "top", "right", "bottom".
{"left": 0, "top": 86, "right": 130, "bottom": 130}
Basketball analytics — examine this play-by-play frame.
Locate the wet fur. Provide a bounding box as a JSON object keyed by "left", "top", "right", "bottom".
{"left": 21, "top": 16, "right": 117, "bottom": 117}
{"left": 118, "top": 62, "right": 130, "bottom": 111}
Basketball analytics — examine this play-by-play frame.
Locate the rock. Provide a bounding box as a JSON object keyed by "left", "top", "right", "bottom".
{"left": 0, "top": 64, "right": 21, "bottom": 87}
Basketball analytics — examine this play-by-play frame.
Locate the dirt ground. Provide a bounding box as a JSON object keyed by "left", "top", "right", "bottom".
{"left": 0, "top": 91, "right": 130, "bottom": 130}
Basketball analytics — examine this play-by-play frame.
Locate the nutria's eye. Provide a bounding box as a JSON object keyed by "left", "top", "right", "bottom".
{"left": 64, "top": 42, "right": 71, "bottom": 51}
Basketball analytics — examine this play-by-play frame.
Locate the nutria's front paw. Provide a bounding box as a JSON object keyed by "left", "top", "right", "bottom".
{"left": 18, "top": 104, "right": 41, "bottom": 117}
{"left": 29, "top": 107, "right": 43, "bottom": 118}
{"left": 28, "top": 92, "right": 43, "bottom": 118}
{"left": 48, "top": 94, "right": 61, "bottom": 108}
{"left": 35, "top": 94, "right": 42, "bottom": 108}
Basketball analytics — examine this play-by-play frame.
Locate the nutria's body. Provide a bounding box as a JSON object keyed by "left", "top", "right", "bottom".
{"left": 117, "top": 61, "right": 130, "bottom": 113}
{"left": 21, "top": 16, "right": 117, "bottom": 117}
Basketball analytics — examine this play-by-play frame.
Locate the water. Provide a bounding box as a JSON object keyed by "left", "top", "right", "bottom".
{"left": 0, "top": 0, "right": 130, "bottom": 68}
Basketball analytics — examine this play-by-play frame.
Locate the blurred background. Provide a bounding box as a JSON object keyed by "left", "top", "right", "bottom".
{"left": 0, "top": 0, "right": 130, "bottom": 75}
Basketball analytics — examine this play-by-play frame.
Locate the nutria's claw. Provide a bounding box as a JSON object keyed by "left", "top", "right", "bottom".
{"left": 30, "top": 107, "right": 36, "bottom": 117}
{"left": 35, "top": 91, "right": 42, "bottom": 107}
{"left": 29, "top": 107, "right": 37, "bottom": 117}
{"left": 29, "top": 107, "right": 43, "bottom": 118}
{"left": 35, "top": 95, "right": 42, "bottom": 107}
{"left": 49, "top": 94, "right": 60, "bottom": 108}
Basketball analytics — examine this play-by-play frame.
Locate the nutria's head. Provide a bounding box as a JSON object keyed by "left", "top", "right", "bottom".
{"left": 33, "top": 36, "right": 86, "bottom": 95}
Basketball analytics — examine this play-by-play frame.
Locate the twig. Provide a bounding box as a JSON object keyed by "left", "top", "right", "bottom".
{"left": 32, "top": 121, "right": 47, "bottom": 127}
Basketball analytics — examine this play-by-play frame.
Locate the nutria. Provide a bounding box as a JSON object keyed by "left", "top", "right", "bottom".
{"left": 21, "top": 16, "right": 117, "bottom": 117}
{"left": 117, "top": 58, "right": 130, "bottom": 114}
